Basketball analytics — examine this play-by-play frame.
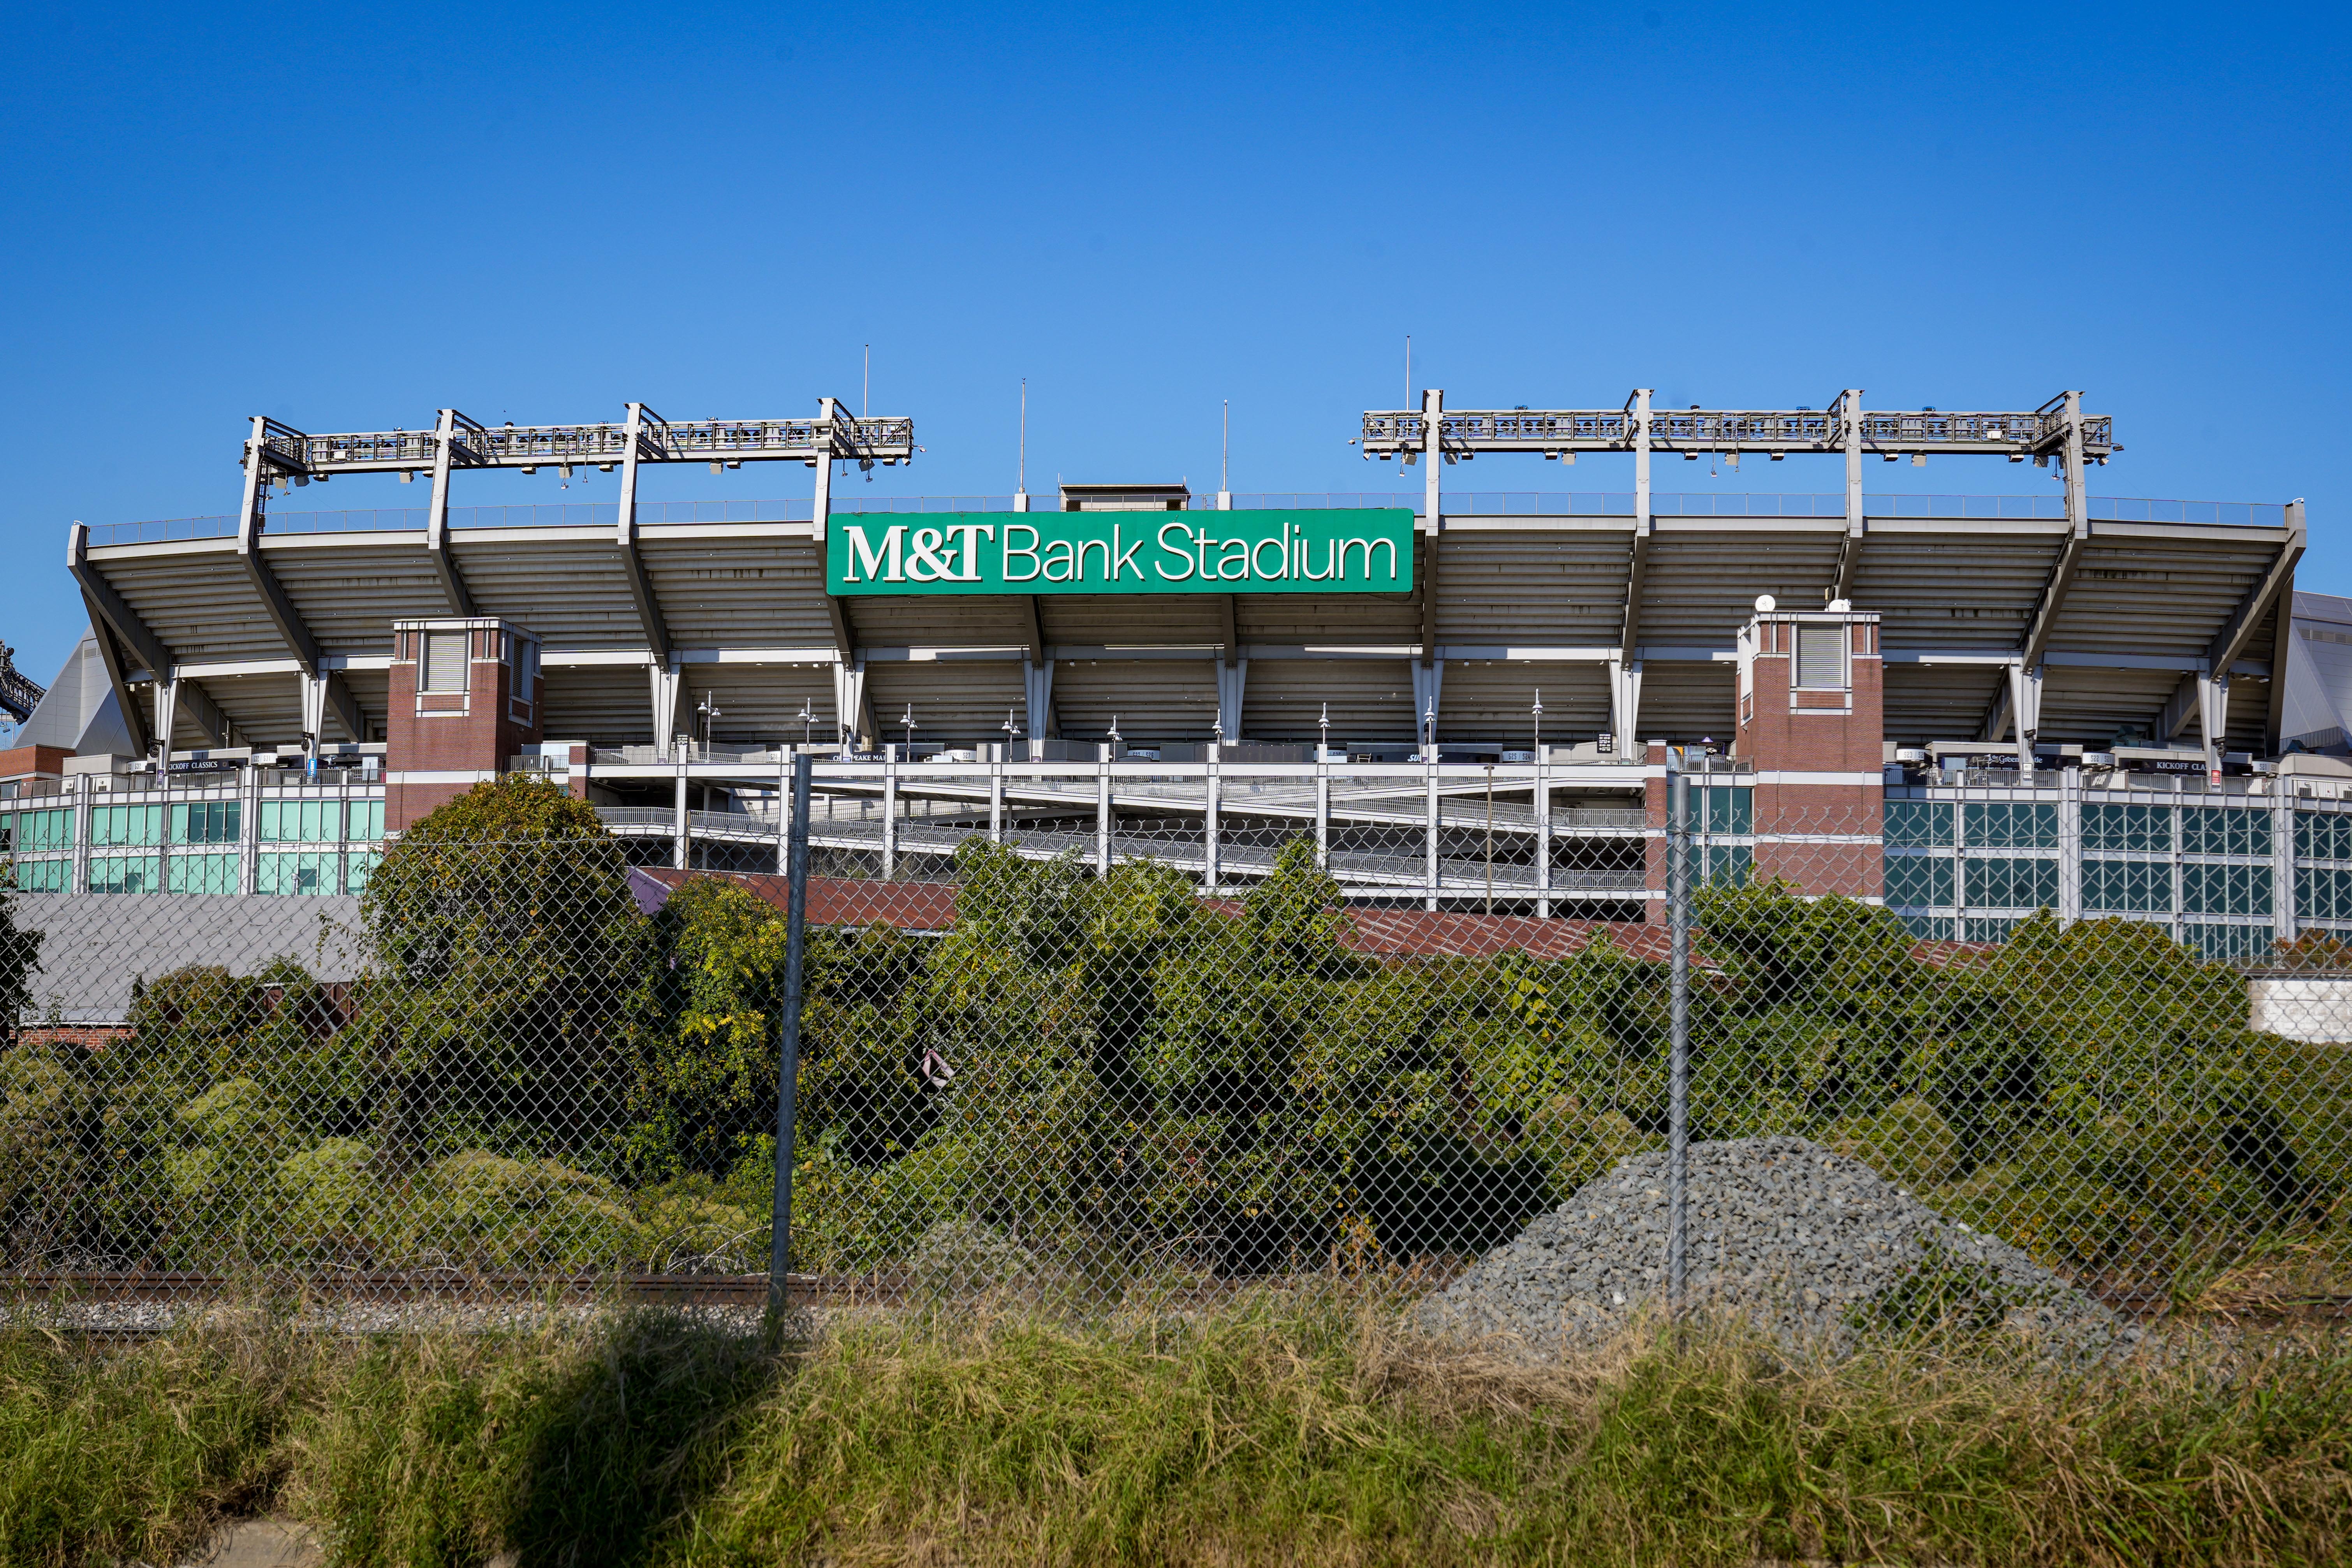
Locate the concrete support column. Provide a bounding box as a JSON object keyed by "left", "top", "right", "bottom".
{"left": 1315, "top": 752, "right": 1331, "bottom": 871}
{"left": 989, "top": 749, "right": 1005, "bottom": 843}
{"left": 2198, "top": 674, "right": 2230, "bottom": 778}
{"left": 1215, "top": 660, "right": 1248, "bottom": 744}
{"left": 882, "top": 747, "right": 899, "bottom": 880}
{"left": 1424, "top": 754, "right": 1441, "bottom": 912}
{"left": 1608, "top": 659, "right": 1643, "bottom": 762}
{"left": 2058, "top": 766, "right": 2083, "bottom": 923}
{"left": 650, "top": 663, "right": 681, "bottom": 756}
{"left": 239, "top": 762, "right": 259, "bottom": 894}
{"left": 2010, "top": 661, "right": 2044, "bottom": 776}
{"left": 673, "top": 760, "right": 689, "bottom": 870}
{"left": 1096, "top": 744, "right": 1111, "bottom": 876}
{"left": 70, "top": 774, "right": 90, "bottom": 893}
{"left": 1535, "top": 753, "right": 1553, "bottom": 918}
{"left": 2276, "top": 786, "right": 2299, "bottom": 942}
{"left": 1204, "top": 744, "right": 1222, "bottom": 893}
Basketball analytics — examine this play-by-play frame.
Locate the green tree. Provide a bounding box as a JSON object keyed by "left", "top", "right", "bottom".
{"left": 356, "top": 776, "right": 651, "bottom": 1169}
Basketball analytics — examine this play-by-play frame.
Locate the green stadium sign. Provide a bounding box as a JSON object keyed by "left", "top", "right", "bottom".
{"left": 826, "top": 509, "right": 1415, "bottom": 595}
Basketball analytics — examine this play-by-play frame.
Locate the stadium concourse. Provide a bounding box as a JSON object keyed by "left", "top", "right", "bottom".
{"left": 7, "top": 385, "right": 2348, "bottom": 998}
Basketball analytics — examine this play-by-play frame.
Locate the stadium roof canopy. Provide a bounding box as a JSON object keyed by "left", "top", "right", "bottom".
{"left": 59, "top": 391, "right": 2306, "bottom": 757}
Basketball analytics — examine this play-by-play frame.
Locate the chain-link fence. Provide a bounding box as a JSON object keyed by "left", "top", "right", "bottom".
{"left": 4, "top": 760, "right": 2350, "bottom": 1322}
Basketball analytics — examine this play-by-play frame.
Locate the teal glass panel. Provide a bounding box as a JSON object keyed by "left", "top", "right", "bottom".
{"left": 2084, "top": 802, "right": 2172, "bottom": 853}
{"left": 2083, "top": 858, "right": 2172, "bottom": 913}
{"left": 2183, "top": 805, "right": 2269, "bottom": 856}
{"left": 166, "top": 852, "right": 241, "bottom": 894}
{"left": 169, "top": 800, "right": 241, "bottom": 845}
{"left": 1962, "top": 916, "right": 2021, "bottom": 943}
{"left": 22, "top": 809, "right": 72, "bottom": 852}
{"left": 1965, "top": 801, "right": 2057, "bottom": 848}
{"left": 343, "top": 850, "right": 380, "bottom": 894}
{"left": 2185, "top": 861, "right": 2273, "bottom": 917}
{"left": 259, "top": 800, "right": 339, "bottom": 843}
{"left": 2296, "top": 810, "right": 2352, "bottom": 862}
{"left": 1698, "top": 786, "right": 1753, "bottom": 835}
{"left": 1963, "top": 855, "right": 2058, "bottom": 911}
{"left": 1697, "top": 843, "right": 1752, "bottom": 887}
{"left": 346, "top": 799, "right": 385, "bottom": 841}
{"left": 86, "top": 854, "right": 158, "bottom": 893}
{"left": 257, "top": 850, "right": 337, "bottom": 894}
{"left": 1884, "top": 799, "right": 1950, "bottom": 848}
{"left": 1884, "top": 853, "right": 1953, "bottom": 908}
{"left": 14, "top": 858, "right": 69, "bottom": 892}
{"left": 1900, "top": 913, "right": 1955, "bottom": 940}
{"left": 91, "top": 804, "right": 162, "bottom": 847}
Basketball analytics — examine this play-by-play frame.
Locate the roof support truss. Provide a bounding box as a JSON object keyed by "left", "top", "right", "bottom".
{"left": 68, "top": 524, "right": 234, "bottom": 750}
{"left": 2163, "top": 499, "right": 2306, "bottom": 743}
{"left": 234, "top": 422, "right": 366, "bottom": 743}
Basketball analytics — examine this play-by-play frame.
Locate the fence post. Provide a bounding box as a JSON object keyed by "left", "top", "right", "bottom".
{"left": 767, "top": 752, "right": 813, "bottom": 1324}
{"left": 1667, "top": 750, "right": 1691, "bottom": 1313}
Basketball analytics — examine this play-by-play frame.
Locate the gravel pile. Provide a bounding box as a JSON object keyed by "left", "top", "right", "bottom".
{"left": 1417, "top": 1136, "right": 2131, "bottom": 1356}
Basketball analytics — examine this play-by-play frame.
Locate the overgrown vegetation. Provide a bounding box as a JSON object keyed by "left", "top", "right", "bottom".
{"left": 2, "top": 776, "right": 2348, "bottom": 1294}
{"left": 1, "top": 1305, "right": 2350, "bottom": 1566}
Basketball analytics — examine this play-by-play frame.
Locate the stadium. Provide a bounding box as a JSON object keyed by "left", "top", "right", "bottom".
{"left": 5, "top": 385, "right": 2344, "bottom": 973}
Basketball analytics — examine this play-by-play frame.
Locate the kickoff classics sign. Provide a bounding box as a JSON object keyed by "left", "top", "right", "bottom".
{"left": 825, "top": 509, "right": 1415, "bottom": 595}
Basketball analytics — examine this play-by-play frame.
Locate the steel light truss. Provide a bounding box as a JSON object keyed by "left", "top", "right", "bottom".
{"left": 1359, "top": 397, "right": 2115, "bottom": 459}
{"left": 243, "top": 409, "right": 917, "bottom": 480}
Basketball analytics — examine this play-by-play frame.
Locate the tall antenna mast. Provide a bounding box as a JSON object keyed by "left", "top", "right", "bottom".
{"left": 1018, "top": 378, "right": 1027, "bottom": 493}
{"left": 1221, "top": 399, "right": 1229, "bottom": 493}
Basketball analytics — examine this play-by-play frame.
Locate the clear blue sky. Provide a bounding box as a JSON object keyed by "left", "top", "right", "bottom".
{"left": 4, "top": 1, "right": 2345, "bottom": 706}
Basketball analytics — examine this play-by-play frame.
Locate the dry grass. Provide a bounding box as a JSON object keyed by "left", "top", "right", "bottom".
{"left": 1, "top": 1296, "right": 2349, "bottom": 1566}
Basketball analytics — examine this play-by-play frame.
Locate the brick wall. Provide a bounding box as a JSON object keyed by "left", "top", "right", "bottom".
{"left": 384, "top": 619, "right": 542, "bottom": 829}
{"left": 1739, "top": 607, "right": 1884, "bottom": 900}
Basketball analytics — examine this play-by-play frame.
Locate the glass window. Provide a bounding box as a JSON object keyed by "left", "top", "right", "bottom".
{"left": 2183, "top": 805, "right": 2269, "bottom": 857}
{"left": 257, "top": 850, "right": 337, "bottom": 895}
{"left": 2084, "top": 858, "right": 2172, "bottom": 913}
{"left": 2299, "top": 865, "right": 2352, "bottom": 922}
{"left": 2190, "top": 923, "right": 2273, "bottom": 963}
{"left": 87, "top": 854, "right": 158, "bottom": 893}
{"left": 343, "top": 849, "right": 380, "bottom": 894}
{"left": 1884, "top": 799, "right": 1951, "bottom": 848}
{"left": 1963, "top": 855, "right": 2058, "bottom": 911}
{"left": 169, "top": 800, "right": 241, "bottom": 845}
{"left": 91, "top": 804, "right": 162, "bottom": 847}
{"left": 167, "top": 852, "right": 241, "bottom": 894}
{"left": 14, "top": 857, "right": 69, "bottom": 892}
{"left": 423, "top": 630, "right": 468, "bottom": 693}
{"left": 1697, "top": 843, "right": 1751, "bottom": 887}
{"left": 260, "top": 800, "right": 340, "bottom": 843}
{"left": 1965, "top": 801, "right": 2057, "bottom": 849}
{"left": 2085, "top": 802, "right": 2172, "bottom": 854}
{"left": 1962, "top": 916, "right": 2021, "bottom": 943}
{"left": 2185, "top": 862, "right": 2272, "bottom": 917}
{"left": 1884, "top": 853, "right": 1953, "bottom": 908}
{"left": 2296, "top": 809, "right": 2352, "bottom": 863}
{"left": 347, "top": 799, "right": 385, "bottom": 841}
{"left": 1796, "top": 625, "right": 1845, "bottom": 689}
{"left": 1695, "top": 785, "right": 1752, "bottom": 835}
{"left": 1899, "top": 913, "right": 1954, "bottom": 941}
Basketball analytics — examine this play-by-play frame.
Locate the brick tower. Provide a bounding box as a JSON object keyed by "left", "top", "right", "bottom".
{"left": 1734, "top": 597, "right": 1884, "bottom": 900}
{"left": 384, "top": 618, "right": 544, "bottom": 830}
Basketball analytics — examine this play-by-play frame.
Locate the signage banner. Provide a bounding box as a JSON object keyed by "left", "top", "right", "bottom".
{"left": 826, "top": 509, "right": 1415, "bottom": 595}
